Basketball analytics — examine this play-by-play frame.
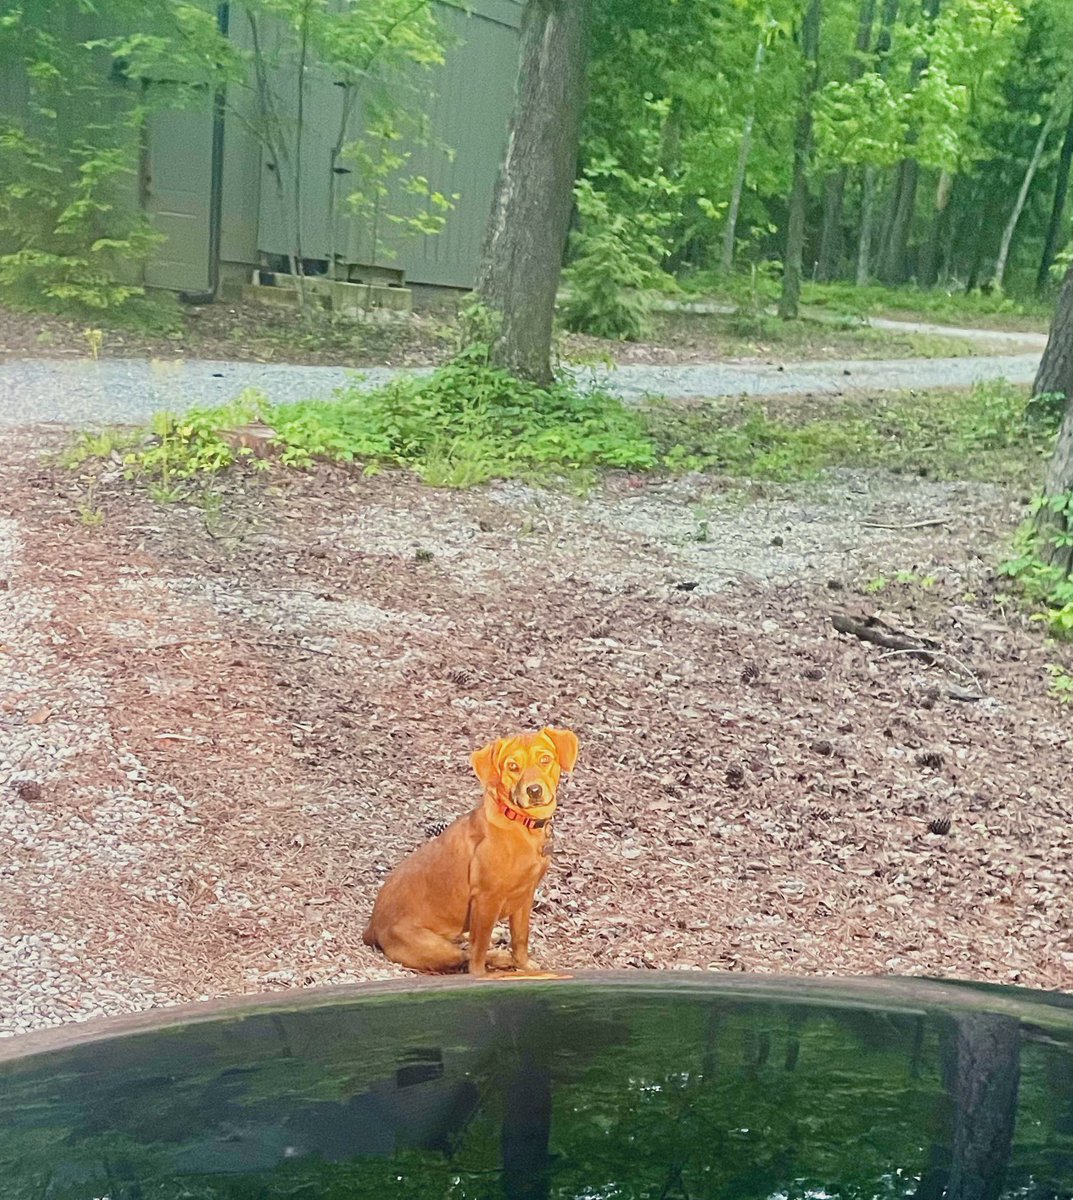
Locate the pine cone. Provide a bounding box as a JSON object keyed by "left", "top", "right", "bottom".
{"left": 928, "top": 815, "right": 952, "bottom": 836}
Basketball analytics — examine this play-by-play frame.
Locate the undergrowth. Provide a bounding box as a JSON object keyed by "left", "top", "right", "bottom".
{"left": 68, "top": 373, "right": 1053, "bottom": 493}
{"left": 646, "top": 379, "right": 1051, "bottom": 485}
{"left": 68, "top": 347, "right": 656, "bottom": 488}
{"left": 1000, "top": 493, "right": 1073, "bottom": 639}
{"left": 679, "top": 272, "right": 1052, "bottom": 328}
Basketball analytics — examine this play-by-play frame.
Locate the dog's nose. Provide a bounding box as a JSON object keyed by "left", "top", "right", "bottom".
{"left": 526, "top": 783, "right": 544, "bottom": 801}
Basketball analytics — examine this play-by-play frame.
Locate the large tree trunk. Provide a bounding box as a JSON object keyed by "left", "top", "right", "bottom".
{"left": 472, "top": 0, "right": 589, "bottom": 386}
{"left": 1034, "top": 259, "right": 1073, "bottom": 576}
{"left": 856, "top": 166, "right": 877, "bottom": 284}
{"left": 1037, "top": 103, "right": 1073, "bottom": 293}
{"left": 992, "top": 86, "right": 1068, "bottom": 292}
{"left": 721, "top": 31, "right": 767, "bottom": 274}
{"left": 778, "top": 0, "right": 823, "bottom": 320}
{"left": 816, "top": 0, "right": 877, "bottom": 281}
{"left": 914, "top": 1014, "right": 1021, "bottom": 1200}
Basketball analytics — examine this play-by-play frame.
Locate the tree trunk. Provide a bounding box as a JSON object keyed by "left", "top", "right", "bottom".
{"left": 1034, "top": 260, "right": 1073, "bottom": 576}
{"left": 816, "top": 171, "right": 846, "bottom": 280}
{"left": 919, "top": 168, "right": 954, "bottom": 287}
{"left": 472, "top": 0, "right": 589, "bottom": 386}
{"left": 880, "top": 157, "right": 919, "bottom": 282}
{"left": 945, "top": 1015, "right": 1021, "bottom": 1200}
{"left": 1037, "top": 103, "right": 1073, "bottom": 293}
{"left": 778, "top": 0, "right": 823, "bottom": 320}
{"left": 992, "top": 86, "right": 1068, "bottom": 292}
{"left": 855, "top": 0, "right": 899, "bottom": 285}
{"left": 879, "top": 0, "right": 940, "bottom": 284}
{"left": 818, "top": 0, "right": 877, "bottom": 282}
{"left": 721, "top": 31, "right": 767, "bottom": 274}
{"left": 857, "top": 166, "right": 877, "bottom": 284}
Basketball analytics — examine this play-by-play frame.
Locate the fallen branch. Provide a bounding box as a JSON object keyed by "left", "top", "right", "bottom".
{"left": 832, "top": 611, "right": 986, "bottom": 698}
{"left": 831, "top": 612, "right": 939, "bottom": 658}
{"left": 861, "top": 517, "right": 949, "bottom": 530}
{"left": 878, "top": 648, "right": 985, "bottom": 698}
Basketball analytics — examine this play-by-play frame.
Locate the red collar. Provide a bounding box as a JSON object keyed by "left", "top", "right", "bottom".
{"left": 496, "top": 796, "right": 553, "bottom": 830}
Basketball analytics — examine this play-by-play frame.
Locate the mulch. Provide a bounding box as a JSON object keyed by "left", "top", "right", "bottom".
{"left": 2, "top": 433, "right": 1072, "bottom": 1019}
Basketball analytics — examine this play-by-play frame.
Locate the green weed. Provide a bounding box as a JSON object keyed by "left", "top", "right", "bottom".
{"left": 1047, "top": 663, "right": 1073, "bottom": 703}
{"left": 1001, "top": 495, "right": 1073, "bottom": 639}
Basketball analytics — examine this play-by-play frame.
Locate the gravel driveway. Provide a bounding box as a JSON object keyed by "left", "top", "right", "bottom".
{"left": 0, "top": 351, "right": 1043, "bottom": 426}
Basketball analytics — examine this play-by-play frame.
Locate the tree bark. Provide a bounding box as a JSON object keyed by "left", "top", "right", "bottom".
{"left": 992, "top": 82, "right": 1070, "bottom": 292}
{"left": 778, "top": 0, "right": 823, "bottom": 320}
{"left": 880, "top": 157, "right": 919, "bottom": 282}
{"left": 472, "top": 0, "right": 589, "bottom": 386}
{"left": 856, "top": 167, "right": 877, "bottom": 284}
{"left": 721, "top": 31, "right": 767, "bottom": 274}
{"left": 817, "top": 0, "right": 877, "bottom": 281}
{"left": 1034, "top": 259, "right": 1073, "bottom": 576}
{"left": 1037, "top": 102, "right": 1073, "bottom": 293}
{"left": 919, "top": 168, "right": 954, "bottom": 287}
{"left": 816, "top": 171, "right": 846, "bottom": 281}
{"left": 944, "top": 1015, "right": 1021, "bottom": 1200}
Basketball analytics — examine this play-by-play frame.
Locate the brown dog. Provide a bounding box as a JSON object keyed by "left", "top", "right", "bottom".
{"left": 363, "top": 727, "right": 579, "bottom": 976}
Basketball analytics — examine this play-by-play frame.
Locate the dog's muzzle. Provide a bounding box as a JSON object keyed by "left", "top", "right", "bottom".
{"left": 514, "top": 780, "right": 551, "bottom": 809}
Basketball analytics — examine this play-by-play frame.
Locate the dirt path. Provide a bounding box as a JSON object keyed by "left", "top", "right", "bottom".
{"left": 2, "top": 429, "right": 1072, "bottom": 1037}
{"left": 0, "top": 351, "right": 1043, "bottom": 426}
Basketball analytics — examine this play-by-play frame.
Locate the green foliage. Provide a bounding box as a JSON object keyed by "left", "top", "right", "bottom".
{"left": 0, "top": 16, "right": 155, "bottom": 313}
{"left": 797, "top": 281, "right": 1053, "bottom": 325}
{"left": 1047, "top": 662, "right": 1073, "bottom": 702}
{"left": 646, "top": 378, "right": 1052, "bottom": 483}
{"left": 75, "top": 351, "right": 656, "bottom": 490}
{"left": 561, "top": 176, "right": 667, "bottom": 340}
{"left": 1001, "top": 491, "right": 1073, "bottom": 638}
{"left": 0, "top": 0, "right": 446, "bottom": 319}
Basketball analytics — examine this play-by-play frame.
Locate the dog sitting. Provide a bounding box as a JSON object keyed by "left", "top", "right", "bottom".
{"left": 363, "top": 727, "right": 579, "bottom": 976}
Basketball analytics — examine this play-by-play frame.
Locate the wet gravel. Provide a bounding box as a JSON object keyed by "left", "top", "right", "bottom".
{"left": 0, "top": 352, "right": 1043, "bottom": 426}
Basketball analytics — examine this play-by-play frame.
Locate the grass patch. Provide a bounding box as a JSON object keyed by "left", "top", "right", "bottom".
{"left": 69, "top": 367, "right": 1052, "bottom": 495}
{"left": 799, "top": 282, "right": 1052, "bottom": 329}
{"left": 644, "top": 379, "right": 1052, "bottom": 486}
{"left": 678, "top": 272, "right": 1052, "bottom": 331}
{"left": 70, "top": 349, "right": 656, "bottom": 490}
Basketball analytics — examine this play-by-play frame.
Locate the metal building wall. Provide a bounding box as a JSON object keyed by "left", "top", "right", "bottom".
{"left": 252, "top": 0, "right": 523, "bottom": 290}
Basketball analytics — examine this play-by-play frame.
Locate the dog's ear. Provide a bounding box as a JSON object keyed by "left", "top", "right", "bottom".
{"left": 471, "top": 739, "right": 500, "bottom": 787}
{"left": 542, "top": 727, "right": 579, "bottom": 772}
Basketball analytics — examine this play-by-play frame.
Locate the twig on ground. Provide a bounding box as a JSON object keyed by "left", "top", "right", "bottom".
{"left": 878, "top": 648, "right": 985, "bottom": 697}
{"left": 831, "top": 611, "right": 939, "bottom": 657}
{"left": 861, "top": 517, "right": 949, "bottom": 530}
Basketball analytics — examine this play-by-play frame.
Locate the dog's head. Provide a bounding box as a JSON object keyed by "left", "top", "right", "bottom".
{"left": 471, "top": 727, "right": 579, "bottom": 812}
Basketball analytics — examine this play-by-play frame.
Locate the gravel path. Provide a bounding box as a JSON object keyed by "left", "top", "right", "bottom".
{"left": 0, "top": 351, "right": 1043, "bottom": 426}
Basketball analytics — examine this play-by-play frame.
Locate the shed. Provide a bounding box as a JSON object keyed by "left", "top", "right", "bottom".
{"left": 116, "top": 1, "right": 523, "bottom": 297}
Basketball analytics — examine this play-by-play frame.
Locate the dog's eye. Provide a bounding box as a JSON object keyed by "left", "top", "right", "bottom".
{"left": 539, "top": 755, "right": 552, "bottom": 766}
{"left": 506, "top": 761, "right": 520, "bottom": 773}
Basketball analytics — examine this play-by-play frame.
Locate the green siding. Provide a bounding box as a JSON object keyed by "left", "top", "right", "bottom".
{"left": 144, "top": 106, "right": 214, "bottom": 292}
{"left": 254, "top": 0, "right": 522, "bottom": 289}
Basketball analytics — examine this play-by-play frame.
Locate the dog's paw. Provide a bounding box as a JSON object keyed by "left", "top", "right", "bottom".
{"left": 484, "top": 948, "right": 515, "bottom": 970}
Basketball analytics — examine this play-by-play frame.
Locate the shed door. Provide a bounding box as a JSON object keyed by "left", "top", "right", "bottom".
{"left": 143, "top": 107, "right": 214, "bottom": 292}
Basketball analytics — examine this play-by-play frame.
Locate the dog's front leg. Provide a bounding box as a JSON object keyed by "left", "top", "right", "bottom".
{"left": 508, "top": 902, "right": 539, "bottom": 972}
{"left": 467, "top": 896, "right": 500, "bottom": 977}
